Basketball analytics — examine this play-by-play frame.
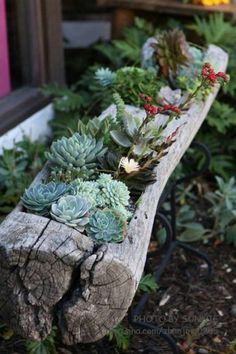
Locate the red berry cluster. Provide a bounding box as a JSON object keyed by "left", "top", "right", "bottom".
{"left": 201, "top": 63, "right": 229, "bottom": 86}
{"left": 140, "top": 94, "right": 181, "bottom": 117}
{"left": 140, "top": 94, "right": 159, "bottom": 116}
{"left": 162, "top": 104, "right": 181, "bottom": 115}
{"left": 143, "top": 103, "right": 159, "bottom": 116}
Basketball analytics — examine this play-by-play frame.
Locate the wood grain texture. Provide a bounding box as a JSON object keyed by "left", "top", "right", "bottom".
{"left": 97, "top": 0, "right": 236, "bottom": 16}
{"left": 0, "top": 45, "right": 228, "bottom": 343}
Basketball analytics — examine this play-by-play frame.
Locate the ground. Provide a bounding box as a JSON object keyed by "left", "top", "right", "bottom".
{"left": 71, "top": 243, "right": 236, "bottom": 354}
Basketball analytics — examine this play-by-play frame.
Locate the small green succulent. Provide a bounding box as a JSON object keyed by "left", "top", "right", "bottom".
{"left": 46, "top": 133, "right": 107, "bottom": 179}
{"left": 72, "top": 179, "right": 102, "bottom": 207}
{"left": 86, "top": 209, "right": 126, "bottom": 243}
{"left": 95, "top": 67, "right": 116, "bottom": 87}
{"left": 21, "top": 182, "right": 69, "bottom": 215}
{"left": 72, "top": 174, "right": 131, "bottom": 219}
{"left": 50, "top": 195, "right": 91, "bottom": 232}
{"left": 98, "top": 173, "right": 130, "bottom": 209}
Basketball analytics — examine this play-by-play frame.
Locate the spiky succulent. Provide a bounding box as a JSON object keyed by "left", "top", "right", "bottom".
{"left": 110, "top": 109, "right": 162, "bottom": 157}
{"left": 86, "top": 209, "right": 126, "bottom": 243}
{"left": 95, "top": 67, "right": 116, "bottom": 87}
{"left": 72, "top": 174, "right": 130, "bottom": 219}
{"left": 46, "top": 133, "right": 107, "bottom": 179}
{"left": 21, "top": 182, "right": 69, "bottom": 215}
{"left": 50, "top": 195, "right": 91, "bottom": 231}
{"left": 152, "top": 29, "right": 192, "bottom": 77}
{"left": 98, "top": 173, "right": 129, "bottom": 207}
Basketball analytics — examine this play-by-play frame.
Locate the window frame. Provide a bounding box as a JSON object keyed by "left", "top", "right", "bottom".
{"left": 0, "top": 0, "right": 64, "bottom": 135}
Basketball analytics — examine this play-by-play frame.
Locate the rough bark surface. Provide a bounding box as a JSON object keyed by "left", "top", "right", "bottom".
{"left": 0, "top": 45, "right": 228, "bottom": 344}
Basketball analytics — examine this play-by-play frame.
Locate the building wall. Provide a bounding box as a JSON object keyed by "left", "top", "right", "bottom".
{"left": 0, "top": 104, "right": 53, "bottom": 154}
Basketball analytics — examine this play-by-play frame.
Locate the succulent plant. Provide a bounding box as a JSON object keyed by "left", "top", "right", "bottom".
{"left": 157, "top": 87, "right": 187, "bottom": 107}
{"left": 72, "top": 179, "right": 102, "bottom": 207}
{"left": 98, "top": 151, "right": 157, "bottom": 193}
{"left": 86, "top": 209, "right": 127, "bottom": 243}
{"left": 21, "top": 182, "right": 69, "bottom": 215}
{"left": 113, "top": 92, "right": 125, "bottom": 122}
{"left": 97, "top": 150, "right": 121, "bottom": 172}
{"left": 98, "top": 173, "right": 130, "bottom": 208}
{"left": 114, "top": 66, "right": 161, "bottom": 107}
{"left": 110, "top": 110, "right": 161, "bottom": 157}
{"left": 141, "top": 37, "right": 158, "bottom": 69}
{"left": 77, "top": 116, "right": 114, "bottom": 147}
{"left": 50, "top": 195, "right": 91, "bottom": 231}
{"left": 71, "top": 174, "right": 131, "bottom": 219}
{"left": 46, "top": 133, "right": 107, "bottom": 179}
{"left": 152, "top": 29, "right": 192, "bottom": 77}
{"left": 95, "top": 67, "right": 116, "bottom": 87}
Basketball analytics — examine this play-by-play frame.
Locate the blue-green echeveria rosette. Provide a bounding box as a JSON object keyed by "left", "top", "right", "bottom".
{"left": 21, "top": 182, "right": 70, "bottom": 216}
{"left": 50, "top": 195, "right": 92, "bottom": 232}
{"left": 46, "top": 133, "right": 107, "bottom": 179}
{"left": 86, "top": 209, "right": 127, "bottom": 244}
{"left": 98, "top": 174, "right": 130, "bottom": 208}
{"left": 71, "top": 174, "right": 132, "bottom": 220}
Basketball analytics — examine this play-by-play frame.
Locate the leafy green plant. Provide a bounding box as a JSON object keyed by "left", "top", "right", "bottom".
{"left": 0, "top": 148, "right": 28, "bottom": 190}
{"left": 41, "top": 83, "right": 83, "bottom": 113}
{"left": 0, "top": 138, "right": 45, "bottom": 192}
{"left": 51, "top": 195, "right": 91, "bottom": 231}
{"left": 95, "top": 66, "right": 164, "bottom": 107}
{"left": 206, "top": 100, "right": 236, "bottom": 134}
{"left": 86, "top": 209, "right": 127, "bottom": 243}
{"left": 26, "top": 327, "right": 57, "bottom": 354}
{"left": 0, "top": 137, "right": 46, "bottom": 220}
{"left": 77, "top": 115, "right": 114, "bottom": 147}
{"left": 138, "top": 274, "right": 159, "bottom": 293}
{"left": 177, "top": 205, "right": 209, "bottom": 242}
{"left": 96, "top": 17, "right": 157, "bottom": 69}
{"left": 22, "top": 182, "right": 69, "bottom": 216}
{"left": 205, "top": 177, "right": 236, "bottom": 246}
{"left": 187, "top": 13, "right": 236, "bottom": 49}
{"left": 197, "top": 131, "right": 236, "bottom": 179}
{"left": 107, "top": 324, "right": 130, "bottom": 351}
{"left": 46, "top": 133, "right": 107, "bottom": 180}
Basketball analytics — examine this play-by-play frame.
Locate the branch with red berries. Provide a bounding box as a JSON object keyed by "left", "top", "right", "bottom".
{"left": 122, "top": 63, "right": 229, "bottom": 176}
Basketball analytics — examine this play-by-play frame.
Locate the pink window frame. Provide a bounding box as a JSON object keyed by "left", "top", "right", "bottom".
{"left": 0, "top": 0, "right": 11, "bottom": 98}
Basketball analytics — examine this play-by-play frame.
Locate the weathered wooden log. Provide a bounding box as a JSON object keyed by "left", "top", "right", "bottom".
{"left": 0, "top": 45, "right": 228, "bottom": 344}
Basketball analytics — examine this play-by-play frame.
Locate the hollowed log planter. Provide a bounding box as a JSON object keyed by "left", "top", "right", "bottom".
{"left": 0, "top": 45, "right": 227, "bottom": 344}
